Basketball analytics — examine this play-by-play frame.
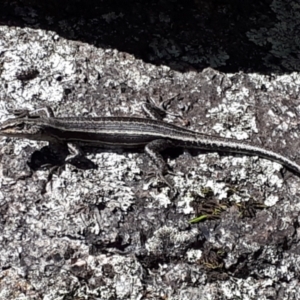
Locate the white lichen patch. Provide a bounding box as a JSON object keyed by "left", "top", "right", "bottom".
{"left": 172, "top": 149, "right": 288, "bottom": 216}
{"left": 207, "top": 102, "right": 258, "bottom": 139}
{"left": 145, "top": 226, "right": 198, "bottom": 254}
{"left": 48, "top": 152, "right": 140, "bottom": 206}
{"left": 0, "top": 27, "right": 75, "bottom": 107}
{"left": 39, "top": 152, "right": 143, "bottom": 237}
{"left": 264, "top": 194, "right": 279, "bottom": 206}
{"left": 149, "top": 189, "right": 172, "bottom": 208}
{"left": 186, "top": 249, "right": 202, "bottom": 263}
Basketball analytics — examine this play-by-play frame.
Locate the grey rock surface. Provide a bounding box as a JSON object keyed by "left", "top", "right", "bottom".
{"left": 0, "top": 1, "right": 300, "bottom": 299}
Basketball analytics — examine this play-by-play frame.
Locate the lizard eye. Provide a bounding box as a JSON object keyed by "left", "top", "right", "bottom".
{"left": 16, "top": 123, "right": 25, "bottom": 130}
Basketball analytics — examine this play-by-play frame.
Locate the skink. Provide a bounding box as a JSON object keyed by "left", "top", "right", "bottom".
{"left": 0, "top": 106, "right": 299, "bottom": 179}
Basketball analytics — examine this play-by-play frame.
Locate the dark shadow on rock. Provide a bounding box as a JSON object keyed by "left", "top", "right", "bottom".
{"left": 0, "top": 0, "right": 298, "bottom": 74}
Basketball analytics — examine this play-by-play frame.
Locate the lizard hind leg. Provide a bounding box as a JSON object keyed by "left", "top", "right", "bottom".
{"left": 144, "top": 139, "right": 177, "bottom": 193}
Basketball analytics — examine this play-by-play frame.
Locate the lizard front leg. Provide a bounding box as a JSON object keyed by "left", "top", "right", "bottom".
{"left": 7, "top": 106, "right": 55, "bottom": 118}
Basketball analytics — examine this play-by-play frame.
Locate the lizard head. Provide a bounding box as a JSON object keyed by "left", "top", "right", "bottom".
{"left": 0, "top": 118, "right": 44, "bottom": 139}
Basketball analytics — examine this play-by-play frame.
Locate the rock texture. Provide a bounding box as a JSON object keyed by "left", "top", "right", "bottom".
{"left": 0, "top": 1, "right": 300, "bottom": 299}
